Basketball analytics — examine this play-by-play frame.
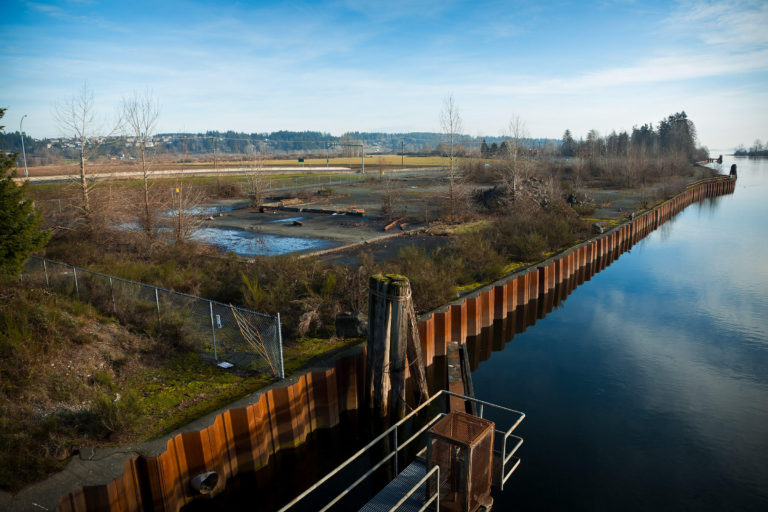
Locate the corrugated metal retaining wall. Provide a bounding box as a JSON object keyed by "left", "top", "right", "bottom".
{"left": 55, "top": 176, "right": 735, "bottom": 511}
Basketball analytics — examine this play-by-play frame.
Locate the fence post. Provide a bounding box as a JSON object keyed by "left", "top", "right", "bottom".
{"left": 42, "top": 258, "right": 49, "bottom": 288}
{"left": 276, "top": 313, "right": 284, "bottom": 379}
{"left": 72, "top": 266, "right": 80, "bottom": 300}
{"left": 109, "top": 277, "right": 116, "bottom": 315}
{"left": 155, "top": 288, "right": 161, "bottom": 324}
{"left": 209, "top": 301, "right": 218, "bottom": 361}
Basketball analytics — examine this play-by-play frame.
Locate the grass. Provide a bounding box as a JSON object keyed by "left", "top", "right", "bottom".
{"left": 0, "top": 280, "right": 349, "bottom": 491}
{"left": 126, "top": 353, "right": 272, "bottom": 436}
{"left": 283, "top": 337, "right": 364, "bottom": 375}
{"left": 172, "top": 155, "right": 450, "bottom": 167}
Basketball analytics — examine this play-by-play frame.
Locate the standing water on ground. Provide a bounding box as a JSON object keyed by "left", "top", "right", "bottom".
{"left": 473, "top": 157, "right": 768, "bottom": 510}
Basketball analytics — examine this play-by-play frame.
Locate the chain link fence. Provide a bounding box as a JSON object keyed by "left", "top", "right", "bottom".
{"left": 20, "top": 255, "right": 284, "bottom": 379}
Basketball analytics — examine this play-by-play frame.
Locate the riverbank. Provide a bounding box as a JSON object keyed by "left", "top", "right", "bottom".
{"left": 2, "top": 173, "right": 736, "bottom": 512}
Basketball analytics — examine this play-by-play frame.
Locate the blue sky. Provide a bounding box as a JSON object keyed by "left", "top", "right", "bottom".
{"left": 2, "top": 0, "right": 766, "bottom": 149}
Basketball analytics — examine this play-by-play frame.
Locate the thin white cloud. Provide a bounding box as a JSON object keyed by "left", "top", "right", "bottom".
{"left": 664, "top": 0, "right": 768, "bottom": 48}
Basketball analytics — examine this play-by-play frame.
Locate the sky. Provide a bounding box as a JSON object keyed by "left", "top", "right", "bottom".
{"left": 1, "top": 0, "right": 766, "bottom": 149}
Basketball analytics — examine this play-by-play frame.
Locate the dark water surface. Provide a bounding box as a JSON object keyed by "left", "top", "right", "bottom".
{"left": 473, "top": 157, "right": 768, "bottom": 510}
{"left": 186, "top": 159, "right": 767, "bottom": 511}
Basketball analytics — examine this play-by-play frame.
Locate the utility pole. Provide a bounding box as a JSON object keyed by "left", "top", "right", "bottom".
{"left": 325, "top": 141, "right": 329, "bottom": 168}
{"left": 361, "top": 142, "right": 365, "bottom": 174}
{"left": 212, "top": 136, "right": 219, "bottom": 194}
{"left": 401, "top": 140, "right": 404, "bottom": 169}
{"left": 20, "top": 115, "right": 28, "bottom": 178}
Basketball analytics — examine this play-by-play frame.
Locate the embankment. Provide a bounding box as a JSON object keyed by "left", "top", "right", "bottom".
{"left": 48, "top": 175, "right": 735, "bottom": 512}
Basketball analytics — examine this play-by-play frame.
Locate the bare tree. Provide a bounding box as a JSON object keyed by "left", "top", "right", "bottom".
{"left": 244, "top": 147, "right": 269, "bottom": 207}
{"left": 54, "top": 83, "right": 122, "bottom": 231}
{"left": 169, "top": 142, "right": 206, "bottom": 243}
{"left": 122, "top": 90, "right": 160, "bottom": 237}
{"left": 501, "top": 115, "right": 529, "bottom": 201}
{"left": 440, "top": 94, "right": 463, "bottom": 219}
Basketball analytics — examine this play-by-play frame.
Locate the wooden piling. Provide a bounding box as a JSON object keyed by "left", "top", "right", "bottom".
{"left": 367, "top": 274, "right": 428, "bottom": 419}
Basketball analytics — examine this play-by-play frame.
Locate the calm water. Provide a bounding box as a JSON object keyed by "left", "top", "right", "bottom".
{"left": 191, "top": 226, "right": 339, "bottom": 257}
{"left": 474, "top": 157, "right": 768, "bottom": 510}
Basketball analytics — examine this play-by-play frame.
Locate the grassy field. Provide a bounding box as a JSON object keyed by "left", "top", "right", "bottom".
{"left": 23, "top": 155, "right": 453, "bottom": 178}
{"left": 166, "top": 155, "right": 451, "bottom": 168}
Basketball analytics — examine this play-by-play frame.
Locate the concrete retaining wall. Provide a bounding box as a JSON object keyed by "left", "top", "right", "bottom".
{"left": 54, "top": 176, "right": 735, "bottom": 511}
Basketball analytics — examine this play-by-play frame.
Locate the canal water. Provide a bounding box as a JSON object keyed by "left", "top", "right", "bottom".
{"left": 184, "top": 159, "right": 766, "bottom": 511}
{"left": 473, "top": 157, "right": 768, "bottom": 510}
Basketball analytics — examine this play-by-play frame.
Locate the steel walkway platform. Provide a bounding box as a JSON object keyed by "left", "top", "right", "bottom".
{"left": 359, "top": 460, "right": 428, "bottom": 512}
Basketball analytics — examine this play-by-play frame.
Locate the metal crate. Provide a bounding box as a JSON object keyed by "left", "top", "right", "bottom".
{"left": 427, "top": 411, "right": 494, "bottom": 512}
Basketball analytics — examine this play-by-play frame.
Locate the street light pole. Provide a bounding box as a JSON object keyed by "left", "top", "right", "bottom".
{"left": 20, "top": 115, "right": 29, "bottom": 178}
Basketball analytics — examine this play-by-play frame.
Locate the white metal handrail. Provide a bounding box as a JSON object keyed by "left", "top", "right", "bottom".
{"left": 277, "top": 391, "right": 447, "bottom": 512}
{"left": 278, "top": 389, "right": 525, "bottom": 512}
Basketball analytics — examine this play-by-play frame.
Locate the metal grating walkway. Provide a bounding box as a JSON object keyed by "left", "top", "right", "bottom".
{"left": 359, "top": 460, "right": 428, "bottom": 512}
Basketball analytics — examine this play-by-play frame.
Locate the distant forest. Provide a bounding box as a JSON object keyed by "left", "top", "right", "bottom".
{"left": 0, "top": 129, "right": 553, "bottom": 166}
{"left": 1, "top": 111, "right": 708, "bottom": 166}
{"left": 734, "top": 140, "right": 767, "bottom": 157}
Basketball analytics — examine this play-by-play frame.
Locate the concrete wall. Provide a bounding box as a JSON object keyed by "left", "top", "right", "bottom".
{"left": 55, "top": 176, "right": 735, "bottom": 511}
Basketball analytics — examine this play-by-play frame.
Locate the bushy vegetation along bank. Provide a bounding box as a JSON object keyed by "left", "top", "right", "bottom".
{"left": 0, "top": 281, "right": 357, "bottom": 492}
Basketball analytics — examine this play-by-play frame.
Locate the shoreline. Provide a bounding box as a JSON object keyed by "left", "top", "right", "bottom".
{"left": 1, "top": 172, "right": 734, "bottom": 512}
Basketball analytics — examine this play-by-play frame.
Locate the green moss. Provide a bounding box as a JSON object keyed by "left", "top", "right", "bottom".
{"left": 127, "top": 352, "right": 271, "bottom": 437}
{"left": 283, "top": 337, "right": 362, "bottom": 374}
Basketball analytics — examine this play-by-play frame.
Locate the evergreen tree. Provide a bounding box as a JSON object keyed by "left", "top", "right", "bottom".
{"left": 490, "top": 142, "right": 499, "bottom": 156}
{"left": 0, "top": 108, "right": 49, "bottom": 280}
{"left": 481, "top": 139, "right": 489, "bottom": 158}
{"left": 561, "top": 129, "right": 576, "bottom": 157}
{"left": 658, "top": 111, "right": 697, "bottom": 161}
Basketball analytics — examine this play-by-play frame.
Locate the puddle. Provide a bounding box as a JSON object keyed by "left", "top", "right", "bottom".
{"left": 267, "top": 216, "right": 306, "bottom": 224}
{"left": 192, "top": 227, "right": 338, "bottom": 257}
{"left": 117, "top": 223, "right": 337, "bottom": 257}
{"left": 162, "top": 205, "right": 238, "bottom": 217}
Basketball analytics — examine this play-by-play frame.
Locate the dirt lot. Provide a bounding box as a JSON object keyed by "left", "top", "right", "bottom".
{"left": 203, "top": 171, "right": 456, "bottom": 261}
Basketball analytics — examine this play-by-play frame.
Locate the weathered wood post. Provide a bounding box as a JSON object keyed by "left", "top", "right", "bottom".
{"left": 388, "top": 276, "right": 409, "bottom": 419}
{"left": 367, "top": 274, "right": 429, "bottom": 420}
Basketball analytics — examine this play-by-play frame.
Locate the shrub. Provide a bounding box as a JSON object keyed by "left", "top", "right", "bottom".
{"left": 91, "top": 388, "right": 142, "bottom": 434}
{"left": 390, "top": 245, "right": 457, "bottom": 312}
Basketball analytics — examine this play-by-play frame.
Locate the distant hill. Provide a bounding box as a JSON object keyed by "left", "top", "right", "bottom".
{"left": 1, "top": 129, "right": 556, "bottom": 166}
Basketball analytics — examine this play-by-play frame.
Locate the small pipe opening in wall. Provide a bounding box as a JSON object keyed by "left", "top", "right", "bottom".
{"left": 191, "top": 471, "right": 219, "bottom": 495}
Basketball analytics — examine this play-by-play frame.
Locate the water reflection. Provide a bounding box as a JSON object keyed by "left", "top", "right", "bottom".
{"left": 192, "top": 227, "right": 339, "bottom": 257}
{"left": 117, "top": 223, "right": 339, "bottom": 257}
{"left": 470, "top": 158, "right": 768, "bottom": 510}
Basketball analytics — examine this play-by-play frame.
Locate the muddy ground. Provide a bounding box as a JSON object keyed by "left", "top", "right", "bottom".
{"left": 201, "top": 166, "right": 712, "bottom": 265}
{"left": 203, "top": 172, "right": 456, "bottom": 263}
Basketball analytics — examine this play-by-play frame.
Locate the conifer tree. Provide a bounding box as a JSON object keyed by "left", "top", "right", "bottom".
{"left": 0, "top": 108, "right": 49, "bottom": 280}
{"left": 481, "top": 139, "right": 490, "bottom": 158}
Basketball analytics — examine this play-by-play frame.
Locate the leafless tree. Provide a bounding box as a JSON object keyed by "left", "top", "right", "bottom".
{"left": 54, "top": 83, "right": 122, "bottom": 231}
{"left": 170, "top": 181, "right": 206, "bottom": 243}
{"left": 440, "top": 94, "right": 463, "bottom": 219}
{"left": 501, "top": 115, "right": 530, "bottom": 201}
{"left": 122, "top": 90, "right": 160, "bottom": 237}
{"left": 244, "top": 148, "right": 269, "bottom": 207}
{"left": 165, "top": 141, "right": 206, "bottom": 243}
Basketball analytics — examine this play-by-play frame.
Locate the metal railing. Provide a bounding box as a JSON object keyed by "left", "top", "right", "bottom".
{"left": 279, "top": 390, "right": 524, "bottom": 511}
{"left": 20, "top": 255, "right": 284, "bottom": 378}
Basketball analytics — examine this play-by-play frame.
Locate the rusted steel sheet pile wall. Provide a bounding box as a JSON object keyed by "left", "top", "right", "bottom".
{"left": 414, "top": 176, "right": 735, "bottom": 367}
{"left": 55, "top": 176, "right": 734, "bottom": 512}
{"left": 56, "top": 355, "right": 364, "bottom": 512}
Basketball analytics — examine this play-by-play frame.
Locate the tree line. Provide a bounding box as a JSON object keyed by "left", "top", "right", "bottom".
{"left": 559, "top": 112, "right": 706, "bottom": 162}
{"left": 734, "top": 139, "right": 767, "bottom": 157}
